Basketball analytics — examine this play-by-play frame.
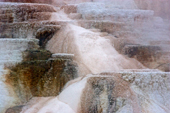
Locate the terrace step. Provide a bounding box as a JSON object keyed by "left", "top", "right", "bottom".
{"left": 0, "top": 22, "right": 61, "bottom": 38}
{"left": 113, "top": 38, "right": 140, "bottom": 53}
{"left": 77, "top": 3, "right": 154, "bottom": 22}
{"left": 68, "top": 13, "right": 82, "bottom": 20}
{"left": 52, "top": 53, "right": 74, "bottom": 59}
{"left": 0, "top": 2, "right": 56, "bottom": 14}
{"left": 120, "top": 69, "right": 161, "bottom": 72}
{"left": 0, "top": 13, "right": 14, "bottom": 23}
{"left": 0, "top": 53, "right": 22, "bottom": 60}
{"left": 0, "top": 2, "right": 57, "bottom": 24}
{"left": 0, "top": 38, "right": 39, "bottom": 50}
{"left": 77, "top": 20, "right": 127, "bottom": 34}
{"left": 57, "top": 72, "right": 170, "bottom": 113}
{"left": 122, "top": 45, "right": 161, "bottom": 62}
{"left": 0, "top": 12, "right": 71, "bottom": 23}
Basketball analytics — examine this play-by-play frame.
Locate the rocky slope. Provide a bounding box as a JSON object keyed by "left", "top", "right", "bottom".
{"left": 0, "top": 2, "right": 76, "bottom": 113}
{"left": 1, "top": 0, "right": 170, "bottom": 19}
{"left": 0, "top": 0, "right": 170, "bottom": 113}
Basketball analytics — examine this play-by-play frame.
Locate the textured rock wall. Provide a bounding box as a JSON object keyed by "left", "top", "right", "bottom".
{"left": 76, "top": 2, "right": 170, "bottom": 72}
{"left": 0, "top": 1, "right": 170, "bottom": 113}
{"left": 0, "top": 2, "right": 60, "bottom": 39}
{"left": 16, "top": 71, "right": 170, "bottom": 113}
{"left": 5, "top": 49, "right": 78, "bottom": 104}
{"left": 58, "top": 72, "right": 170, "bottom": 113}
{"left": 0, "top": 39, "right": 39, "bottom": 113}
{"left": 1, "top": 0, "right": 170, "bottom": 19}
{"left": 0, "top": 2, "right": 74, "bottom": 112}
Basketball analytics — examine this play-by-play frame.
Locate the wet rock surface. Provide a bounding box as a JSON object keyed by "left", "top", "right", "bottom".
{"left": 0, "top": 2, "right": 60, "bottom": 40}
{"left": 0, "top": 2, "right": 56, "bottom": 23}
{"left": 0, "top": 0, "right": 170, "bottom": 113}
{"left": 5, "top": 50, "right": 78, "bottom": 103}
{"left": 81, "top": 77, "right": 125, "bottom": 113}
{"left": 55, "top": 72, "right": 170, "bottom": 113}
{"left": 0, "top": 21, "right": 61, "bottom": 39}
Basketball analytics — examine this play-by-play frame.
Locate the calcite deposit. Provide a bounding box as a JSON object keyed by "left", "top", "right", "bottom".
{"left": 0, "top": 0, "right": 170, "bottom": 113}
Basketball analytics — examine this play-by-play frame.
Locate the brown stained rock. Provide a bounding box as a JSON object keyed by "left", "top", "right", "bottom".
{"left": 12, "top": 12, "right": 52, "bottom": 22}
{"left": 39, "top": 58, "right": 78, "bottom": 96}
{"left": 0, "top": 3, "right": 60, "bottom": 40}
{"left": 113, "top": 42, "right": 169, "bottom": 72}
{"left": 5, "top": 49, "right": 78, "bottom": 103}
{"left": 0, "top": 4, "right": 57, "bottom": 23}
{"left": 122, "top": 45, "right": 161, "bottom": 62}
{"left": 36, "top": 25, "right": 60, "bottom": 48}
{"left": 79, "top": 72, "right": 170, "bottom": 113}
{"left": 22, "top": 49, "right": 52, "bottom": 61}
{"left": 0, "top": 2, "right": 56, "bottom": 24}
{"left": 80, "top": 75, "right": 130, "bottom": 113}
{"left": 0, "top": 23, "right": 13, "bottom": 38}
{"left": 81, "top": 77, "right": 115, "bottom": 113}
{"left": 0, "top": 8, "right": 13, "bottom": 14}
{"left": 5, "top": 105, "right": 24, "bottom": 113}
{"left": 0, "top": 3, "right": 56, "bottom": 13}
{"left": 0, "top": 13, "right": 14, "bottom": 23}
{"left": 30, "top": 12, "right": 52, "bottom": 21}
{"left": 52, "top": 53, "right": 74, "bottom": 59}
{"left": 0, "top": 22, "right": 60, "bottom": 38}
{"left": 113, "top": 38, "right": 140, "bottom": 54}
{"left": 121, "top": 45, "right": 170, "bottom": 71}
{"left": 156, "top": 63, "right": 170, "bottom": 72}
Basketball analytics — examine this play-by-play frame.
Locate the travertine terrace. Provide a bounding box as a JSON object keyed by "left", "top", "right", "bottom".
{"left": 0, "top": 0, "right": 170, "bottom": 113}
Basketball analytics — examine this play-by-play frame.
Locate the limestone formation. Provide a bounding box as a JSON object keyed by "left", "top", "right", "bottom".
{"left": 0, "top": 0, "right": 170, "bottom": 113}
{"left": 6, "top": 50, "right": 77, "bottom": 102}
{"left": 21, "top": 72, "right": 170, "bottom": 113}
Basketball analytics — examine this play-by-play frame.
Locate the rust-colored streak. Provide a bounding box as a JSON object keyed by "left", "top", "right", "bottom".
{"left": 5, "top": 49, "right": 77, "bottom": 103}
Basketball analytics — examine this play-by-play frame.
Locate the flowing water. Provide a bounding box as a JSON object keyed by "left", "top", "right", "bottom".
{"left": 0, "top": 0, "right": 170, "bottom": 113}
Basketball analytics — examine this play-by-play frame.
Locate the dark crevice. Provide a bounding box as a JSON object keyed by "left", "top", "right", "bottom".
{"left": 36, "top": 29, "right": 55, "bottom": 48}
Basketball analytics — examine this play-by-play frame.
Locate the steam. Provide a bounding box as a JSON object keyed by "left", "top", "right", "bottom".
{"left": 50, "top": 0, "right": 170, "bottom": 20}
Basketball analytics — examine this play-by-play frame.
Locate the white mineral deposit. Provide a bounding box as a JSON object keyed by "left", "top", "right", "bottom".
{"left": 0, "top": 0, "right": 169, "bottom": 113}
